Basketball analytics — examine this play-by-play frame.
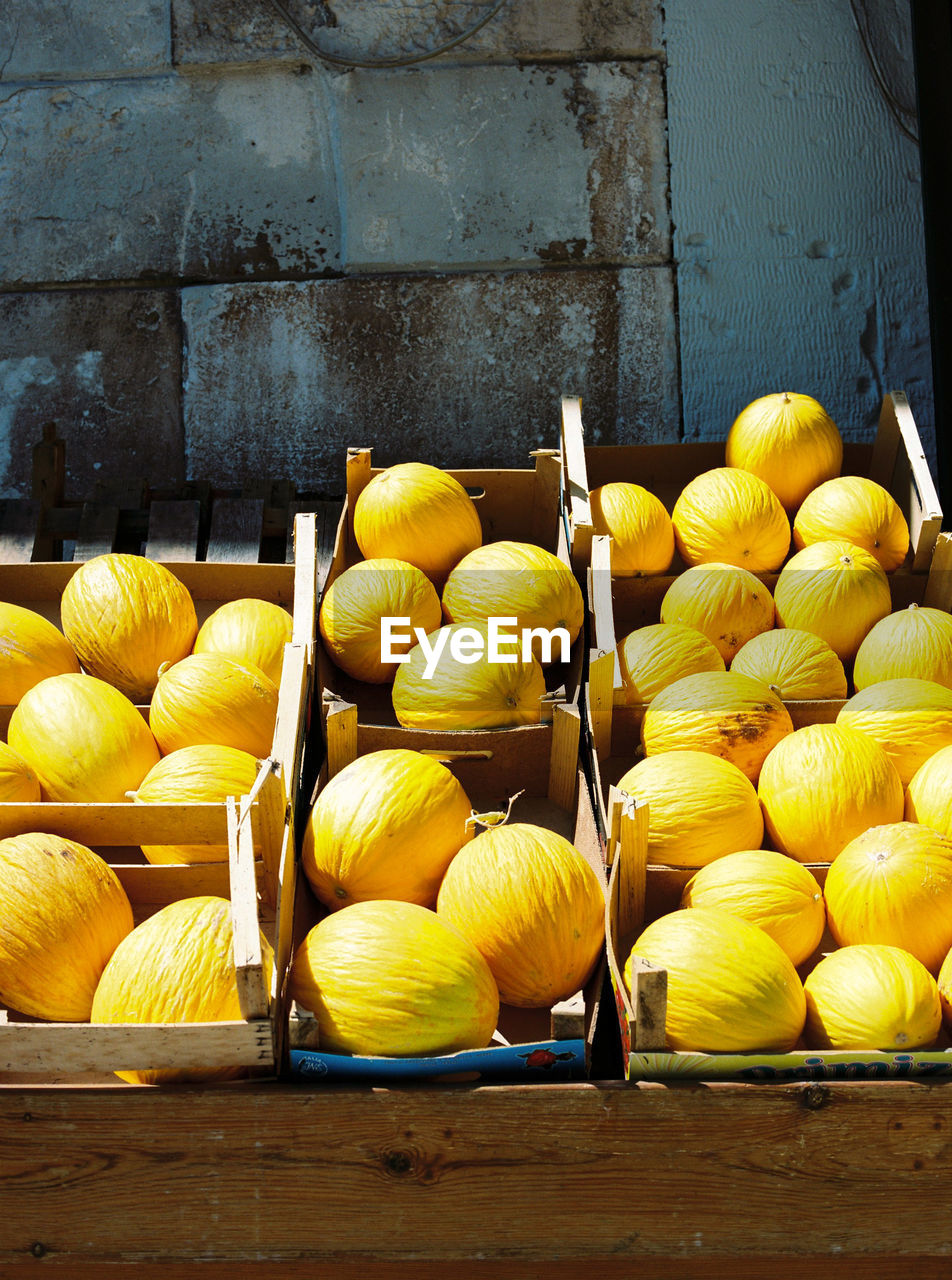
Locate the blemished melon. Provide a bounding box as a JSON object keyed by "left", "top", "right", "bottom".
{"left": 318, "top": 558, "right": 442, "bottom": 684}
{"left": 616, "top": 751, "right": 764, "bottom": 868}
{"left": 288, "top": 899, "right": 500, "bottom": 1057}
{"left": 149, "top": 653, "right": 278, "bottom": 758}
{"left": 836, "top": 677, "right": 952, "bottom": 786}
{"left": 773, "top": 539, "right": 891, "bottom": 661}
{"left": 0, "top": 741, "right": 41, "bottom": 802}
{"left": 7, "top": 672, "right": 160, "bottom": 802}
{"left": 641, "top": 669, "right": 793, "bottom": 783}
{"left": 824, "top": 823, "right": 952, "bottom": 973}
{"left": 91, "top": 894, "right": 274, "bottom": 1085}
{"left": 352, "top": 462, "right": 482, "bottom": 585}
{"left": 680, "top": 849, "right": 825, "bottom": 966}
{"left": 671, "top": 467, "right": 791, "bottom": 572}
{"left": 625, "top": 906, "right": 807, "bottom": 1052}
{"left": 59, "top": 553, "right": 197, "bottom": 702}
{"left": 905, "top": 743, "right": 952, "bottom": 837}
{"left": 853, "top": 605, "right": 952, "bottom": 692}
{"left": 589, "top": 483, "right": 675, "bottom": 575}
{"left": 435, "top": 822, "right": 606, "bottom": 1008}
{"left": 803, "top": 944, "right": 941, "bottom": 1051}
{"left": 729, "top": 628, "right": 847, "bottom": 701}
{"left": 193, "top": 598, "right": 293, "bottom": 686}
{"left": 0, "top": 832, "right": 133, "bottom": 1021}
{"left": 725, "top": 391, "right": 843, "bottom": 510}
{"left": 793, "top": 475, "right": 909, "bottom": 572}
{"left": 757, "top": 722, "right": 904, "bottom": 863}
{"left": 660, "top": 562, "right": 775, "bottom": 663}
{"left": 131, "top": 744, "right": 263, "bottom": 864}
{"left": 301, "top": 748, "right": 473, "bottom": 911}
{"left": 0, "top": 601, "right": 80, "bottom": 705}
{"left": 616, "top": 622, "right": 725, "bottom": 705}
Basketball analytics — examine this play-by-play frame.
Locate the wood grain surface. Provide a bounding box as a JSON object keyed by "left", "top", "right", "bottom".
{"left": 3, "top": 1079, "right": 952, "bottom": 1275}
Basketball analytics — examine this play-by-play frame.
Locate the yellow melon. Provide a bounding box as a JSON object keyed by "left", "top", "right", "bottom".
{"left": 91, "top": 894, "right": 274, "bottom": 1084}
{"left": 641, "top": 669, "right": 793, "bottom": 783}
{"left": 193, "top": 598, "right": 293, "bottom": 686}
{"left": 773, "top": 539, "right": 891, "bottom": 661}
{"left": 435, "top": 822, "right": 605, "bottom": 1008}
{"left": 626, "top": 906, "right": 807, "bottom": 1052}
{"left": 288, "top": 899, "right": 500, "bottom": 1057}
{"left": 149, "top": 653, "right": 278, "bottom": 757}
{"left": 131, "top": 744, "right": 263, "bottom": 864}
{"left": 0, "top": 741, "right": 41, "bottom": 802}
{"left": 853, "top": 605, "right": 952, "bottom": 692}
{"left": 757, "top": 722, "right": 904, "bottom": 863}
{"left": 824, "top": 823, "right": 952, "bottom": 973}
{"left": 617, "top": 622, "right": 725, "bottom": 705}
{"left": 616, "top": 751, "right": 764, "bottom": 868}
{"left": 934, "top": 946, "right": 952, "bottom": 1034}
{"left": 8, "top": 673, "right": 160, "bottom": 802}
{"left": 725, "top": 391, "right": 843, "bottom": 510}
{"left": 905, "top": 743, "right": 952, "bottom": 836}
{"left": 793, "top": 475, "right": 909, "bottom": 572}
{"left": 671, "top": 468, "right": 791, "bottom": 572}
{"left": 441, "top": 541, "right": 584, "bottom": 662}
{"left": 836, "top": 677, "right": 952, "bottom": 785}
{"left": 0, "top": 601, "right": 80, "bottom": 705}
{"left": 729, "top": 628, "right": 847, "bottom": 700}
{"left": 302, "top": 749, "right": 473, "bottom": 910}
{"left": 353, "top": 462, "right": 482, "bottom": 585}
{"left": 0, "top": 832, "right": 133, "bottom": 1021}
{"left": 660, "top": 562, "right": 775, "bottom": 663}
{"left": 681, "top": 849, "right": 825, "bottom": 966}
{"left": 589, "top": 483, "right": 675, "bottom": 575}
{"left": 391, "top": 622, "right": 548, "bottom": 731}
{"left": 59, "top": 553, "right": 197, "bottom": 702}
{"left": 803, "top": 944, "right": 941, "bottom": 1050}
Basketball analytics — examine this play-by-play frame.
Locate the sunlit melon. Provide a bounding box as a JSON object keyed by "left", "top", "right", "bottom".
{"left": 729, "top": 628, "right": 847, "bottom": 701}
{"left": 757, "top": 723, "right": 904, "bottom": 863}
{"left": 853, "top": 605, "right": 952, "bottom": 692}
{"left": 660, "top": 562, "right": 775, "bottom": 664}
{"left": 824, "top": 822, "right": 952, "bottom": 973}
{"left": 905, "top": 743, "right": 952, "bottom": 837}
{"left": 773, "top": 539, "right": 891, "bottom": 661}
{"left": 589, "top": 483, "right": 675, "bottom": 575}
{"left": 793, "top": 475, "right": 909, "bottom": 572}
{"left": 193, "top": 598, "right": 293, "bottom": 686}
{"left": 0, "top": 601, "right": 80, "bottom": 705}
{"left": 641, "top": 669, "right": 793, "bottom": 783}
{"left": 725, "top": 391, "right": 843, "bottom": 510}
{"left": 671, "top": 468, "right": 791, "bottom": 572}
{"left": 616, "top": 751, "right": 764, "bottom": 868}
{"left": 625, "top": 907, "right": 807, "bottom": 1052}
{"left": 836, "top": 677, "right": 952, "bottom": 785}
{"left": 0, "top": 741, "right": 41, "bottom": 802}
{"left": 318, "top": 558, "right": 442, "bottom": 683}
{"left": 803, "top": 944, "right": 941, "bottom": 1050}
{"left": 149, "top": 653, "right": 278, "bottom": 758}
{"left": 681, "top": 849, "right": 825, "bottom": 966}
{"left": 616, "top": 622, "right": 725, "bottom": 705}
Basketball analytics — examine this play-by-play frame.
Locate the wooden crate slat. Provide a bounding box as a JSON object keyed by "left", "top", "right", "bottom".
{"left": 146, "top": 499, "right": 202, "bottom": 561}
{"left": 206, "top": 497, "right": 265, "bottom": 563}
{"left": 73, "top": 502, "right": 120, "bottom": 561}
{"left": 0, "top": 499, "right": 41, "bottom": 563}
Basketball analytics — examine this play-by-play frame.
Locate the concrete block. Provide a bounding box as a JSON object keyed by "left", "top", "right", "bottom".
{"left": 334, "top": 60, "right": 668, "bottom": 270}
{"left": 172, "top": 0, "right": 661, "bottom": 68}
{"left": 181, "top": 266, "right": 679, "bottom": 490}
{"left": 0, "top": 289, "right": 183, "bottom": 500}
{"left": 0, "top": 67, "right": 341, "bottom": 286}
{"left": 0, "top": 2, "right": 171, "bottom": 81}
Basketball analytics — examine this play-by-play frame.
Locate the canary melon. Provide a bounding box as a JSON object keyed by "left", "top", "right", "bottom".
{"left": 773, "top": 539, "right": 891, "bottom": 661}
{"left": 149, "top": 653, "right": 278, "bottom": 757}
{"left": 730, "top": 628, "right": 847, "bottom": 701}
{"left": 853, "top": 605, "right": 952, "bottom": 692}
{"left": 193, "top": 598, "right": 293, "bottom": 686}
{"left": 660, "top": 562, "right": 775, "bottom": 663}
{"left": 905, "top": 743, "right": 952, "bottom": 836}
{"left": 725, "top": 391, "right": 843, "bottom": 510}
{"left": 589, "top": 483, "right": 674, "bottom": 575}
{"left": 793, "top": 475, "right": 909, "bottom": 572}
{"left": 836, "top": 677, "right": 952, "bottom": 785}
{"left": 0, "top": 741, "right": 41, "bottom": 803}
{"left": 0, "top": 602, "right": 80, "bottom": 705}
{"left": 803, "top": 944, "right": 941, "bottom": 1050}
{"left": 671, "top": 468, "right": 791, "bottom": 572}
{"left": 617, "top": 622, "right": 725, "bottom": 705}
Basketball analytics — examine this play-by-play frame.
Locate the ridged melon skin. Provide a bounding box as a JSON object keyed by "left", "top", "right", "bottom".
{"left": 626, "top": 906, "right": 807, "bottom": 1053}
{"left": 617, "top": 622, "right": 725, "bottom": 705}
{"left": 302, "top": 749, "right": 473, "bottom": 910}
{"left": 0, "top": 741, "right": 41, "bottom": 802}
{"left": 660, "top": 562, "right": 775, "bottom": 663}
{"left": 589, "top": 483, "right": 675, "bottom": 576}
{"left": 8, "top": 672, "right": 161, "bottom": 802}
{"left": 905, "top": 743, "right": 952, "bottom": 837}
{"left": 730, "top": 628, "right": 847, "bottom": 701}
{"left": 773, "top": 539, "right": 891, "bottom": 661}
{"left": 288, "top": 899, "right": 500, "bottom": 1057}
{"left": 59, "top": 553, "right": 197, "bottom": 702}
{"left": 671, "top": 467, "right": 791, "bottom": 572}
{"left": 0, "top": 832, "right": 134, "bottom": 1021}
{"left": 132, "top": 744, "right": 262, "bottom": 864}
{"left": 435, "top": 822, "right": 606, "bottom": 1008}
{"left": 193, "top": 598, "right": 293, "bottom": 687}
{"left": 149, "top": 653, "right": 278, "bottom": 757}
{"left": 0, "top": 602, "right": 81, "bottom": 705}
{"left": 854, "top": 605, "right": 952, "bottom": 691}
{"left": 725, "top": 391, "right": 843, "bottom": 511}
{"left": 804, "top": 944, "right": 941, "bottom": 1051}
{"left": 91, "top": 894, "right": 274, "bottom": 1085}
{"left": 836, "top": 677, "right": 952, "bottom": 786}
{"left": 793, "top": 476, "right": 910, "bottom": 571}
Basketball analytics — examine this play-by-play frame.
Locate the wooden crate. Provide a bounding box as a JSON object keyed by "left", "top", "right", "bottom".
{"left": 0, "top": 513, "right": 321, "bottom": 1081}
{"left": 287, "top": 694, "right": 609, "bottom": 1082}
{"left": 603, "top": 788, "right": 952, "bottom": 1082}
